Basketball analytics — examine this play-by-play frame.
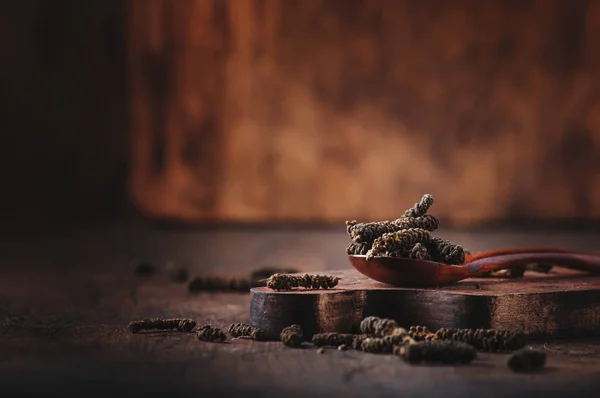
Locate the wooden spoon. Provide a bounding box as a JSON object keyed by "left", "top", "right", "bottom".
{"left": 348, "top": 247, "right": 600, "bottom": 287}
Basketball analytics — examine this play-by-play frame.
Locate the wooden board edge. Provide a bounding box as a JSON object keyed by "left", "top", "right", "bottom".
{"left": 249, "top": 288, "right": 600, "bottom": 341}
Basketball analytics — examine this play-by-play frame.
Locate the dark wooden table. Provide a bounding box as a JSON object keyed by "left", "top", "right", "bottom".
{"left": 2, "top": 223, "right": 600, "bottom": 397}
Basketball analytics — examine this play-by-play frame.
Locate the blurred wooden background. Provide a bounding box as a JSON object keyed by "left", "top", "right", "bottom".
{"left": 3, "top": 0, "right": 600, "bottom": 234}
{"left": 128, "top": 0, "right": 600, "bottom": 226}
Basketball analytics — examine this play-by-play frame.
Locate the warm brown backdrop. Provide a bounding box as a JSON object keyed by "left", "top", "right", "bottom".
{"left": 2, "top": 0, "right": 600, "bottom": 234}
{"left": 128, "top": 0, "right": 600, "bottom": 227}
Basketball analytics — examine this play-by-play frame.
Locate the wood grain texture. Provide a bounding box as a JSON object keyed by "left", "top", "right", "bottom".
{"left": 250, "top": 268, "right": 600, "bottom": 340}
{"left": 128, "top": 0, "right": 600, "bottom": 226}
{"left": 5, "top": 225, "right": 600, "bottom": 398}
{"left": 4, "top": 224, "right": 600, "bottom": 397}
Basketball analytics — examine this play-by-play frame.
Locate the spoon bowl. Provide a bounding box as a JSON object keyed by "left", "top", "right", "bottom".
{"left": 349, "top": 247, "right": 600, "bottom": 287}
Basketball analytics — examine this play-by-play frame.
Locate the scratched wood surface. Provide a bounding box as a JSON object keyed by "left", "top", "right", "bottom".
{"left": 128, "top": 0, "right": 600, "bottom": 226}
{"left": 250, "top": 268, "right": 600, "bottom": 340}
{"left": 2, "top": 224, "right": 600, "bottom": 397}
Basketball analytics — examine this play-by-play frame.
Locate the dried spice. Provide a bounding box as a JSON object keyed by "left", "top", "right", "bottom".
{"left": 409, "top": 325, "right": 431, "bottom": 335}
{"left": 434, "top": 328, "right": 526, "bottom": 352}
{"left": 386, "top": 244, "right": 431, "bottom": 260}
{"left": 312, "top": 333, "right": 355, "bottom": 347}
{"left": 188, "top": 276, "right": 252, "bottom": 293}
{"left": 360, "top": 337, "right": 394, "bottom": 354}
{"left": 344, "top": 194, "right": 470, "bottom": 265}
{"left": 401, "top": 334, "right": 417, "bottom": 345}
{"left": 397, "top": 215, "right": 440, "bottom": 232}
{"left": 374, "top": 319, "right": 401, "bottom": 337}
{"left": 280, "top": 324, "right": 304, "bottom": 348}
{"left": 134, "top": 261, "right": 157, "bottom": 276}
{"left": 360, "top": 316, "right": 401, "bottom": 337}
{"left": 346, "top": 242, "right": 371, "bottom": 255}
{"left": 266, "top": 273, "right": 340, "bottom": 291}
{"left": 228, "top": 323, "right": 265, "bottom": 341}
{"left": 197, "top": 325, "right": 227, "bottom": 342}
{"left": 360, "top": 331, "right": 412, "bottom": 354}
{"left": 360, "top": 316, "right": 412, "bottom": 342}
{"left": 383, "top": 328, "right": 413, "bottom": 346}
{"left": 345, "top": 220, "right": 358, "bottom": 236}
{"left": 408, "top": 243, "right": 431, "bottom": 260}
{"left": 351, "top": 334, "right": 369, "bottom": 350}
{"left": 408, "top": 325, "right": 436, "bottom": 341}
{"left": 347, "top": 221, "right": 399, "bottom": 244}
{"left": 395, "top": 340, "right": 477, "bottom": 364}
{"left": 402, "top": 194, "right": 434, "bottom": 218}
{"left": 366, "top": 228, "right": 433, "bottom": 260}
{"left": 429, "top": 237, "right": 466, "bottom": 265}
{"left": 507, "top": 348, "right": 546, "bottom": 372}
{"left": 347, "top": 215, "right": 440, "bottom": 244}
{"left": 128, "top": 318, "right": 196, "bottom": 333}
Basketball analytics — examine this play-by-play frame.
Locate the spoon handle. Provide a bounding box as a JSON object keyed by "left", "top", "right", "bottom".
{"left": 465, "top": 247, "right": 580, "bottom": 261}
{"left": 465, "top": 251, "right": 600, "bottom": 277}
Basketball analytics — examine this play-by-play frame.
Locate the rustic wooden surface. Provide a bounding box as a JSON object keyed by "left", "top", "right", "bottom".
{"left": 128, "top": 0, "right": 600, "bottom": 226}
{"left": 250, "top": 268, "right": 600, "bottom": 340}
{"left": 3, "top": 224, "right": 600, "bottom": 397}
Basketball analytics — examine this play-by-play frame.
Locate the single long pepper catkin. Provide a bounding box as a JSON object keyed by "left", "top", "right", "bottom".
{"left": 434, "top": 328, "right": 526, "bottom": 352}
{"left": 197, "top": 325, "right": 227, "bottom": 342}
{"left": 394, "top": 215, "right": 440, "bottom": 232}
{"left": 395, "top": 340, "right": 477, "bottom": 364}
{"left": 359, "top": 316, "right": 408, "bottom": 337}
{"left": 311, "top": 333, "right": 356, "bottom": 347}
{"left": 348, "top": 221, "right": 399, "bottom": 244}
{"left": 359, "top": 316, "right": 378, "bottom": 335}
{"left": 346, "top": 242, "right": 371, "bottom": 255}
{"left": 402, "top": 194, "right": 434, "bottom": 218}
{"left": 360, "top": 337, "right": 394, "bottom": 354}
{"left": 409, "top": 243, "right": 431, "bottom": 260}
{"left": 429, "top": 237, "right": 466, "bottom": 265}
{"left": 366, "top": 228, "right": 433, "bottom": 260}
{"left": 360, "top": 331, "right": 412, "bottom": 354}
{"left": 127, "top": 318, "right": 196, "bottom": 333}
{"left": 266, "top": 273, "right": 340, "bottom": 291}
{"left": 345, "top": 220, "right": 358, "bottom": 236}
{"left": 280, "top": 324, "right": 304, "bottom": 348}
{"left": 228, "top": 323, "right": 265, "bottom": 341}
